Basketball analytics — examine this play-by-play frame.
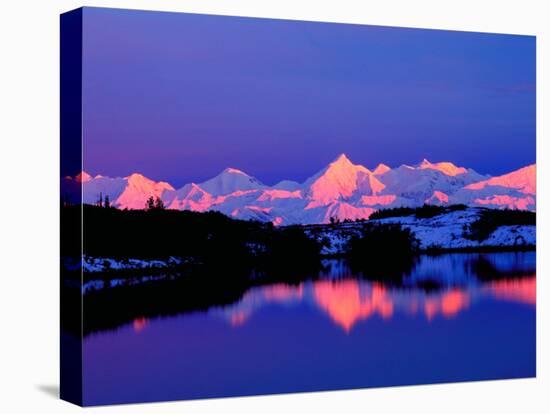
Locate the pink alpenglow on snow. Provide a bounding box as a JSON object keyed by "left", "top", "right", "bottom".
{"left": 360, "top": 194, "right": 397, "bottom": 206}
{"left": 417, "top": 159, "right": 468, "bottom": 176}
{"left": 474, "top": 195, "right": 536, "bottom": 211}
{"left": 116, "top": 173, "right": 174, "bottom": 210}
{"left": 465, "top": 164, "right": 536, "bottom": 194}
{"left": 67, "top": 154, "right": 536, "bottom": 225}
{"left": 303, "top": 154, "right": 377, "bottom": 203}
{"left": 372, "top": 163, "right": 391, "bottom": 175}
{"left": 75, "top": 171, "right": 92, "bottom": 183}
{"left": 426, "top": 191, "right": 450, "bottom": 205}
{"left": 455, "top": 164, "right": 536, "bottom": 210}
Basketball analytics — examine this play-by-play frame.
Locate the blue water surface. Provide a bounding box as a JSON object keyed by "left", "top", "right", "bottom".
{"left": 83, "top": 252, "right": 536, "bottom": 405}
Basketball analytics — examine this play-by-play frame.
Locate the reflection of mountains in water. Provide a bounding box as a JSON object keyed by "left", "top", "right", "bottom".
{"left": 214, "top": 275, "right": 535, "bottom": 333}
{"left": 83, "top": 252, "right": 535, "bottom": 336}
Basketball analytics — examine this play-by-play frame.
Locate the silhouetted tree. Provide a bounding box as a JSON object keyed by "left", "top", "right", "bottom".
{"left": 154, "top": 196, "right": 165, "bottom": 210}
{"left": 104, "top": 194, "right": 110, "bottom": 209}
{"left": 145, "top": 196, "right": 155, "bottom": 211}
{"left": 466, "top": 208, "right": 535, "bottom": 241}
{"left": 346, "top": 223, "right": 419, "bottom": 281}
{"left": 97, "top": 192, "right": 103, "bottom": 208}
{"left": 145, "top": 196, "right": 165, "bottom": 211}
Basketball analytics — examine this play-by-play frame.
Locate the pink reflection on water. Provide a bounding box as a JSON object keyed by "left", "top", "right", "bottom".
{"left": 486, "top": 276, "right": 536, "bottom": 305}
{"left": 313, "top": 281, "right": 393, "bottom": 332}
{"left": 230, "top": 310, "right": 249, "bottom": 327}
{"left": 133, "top": 317, "right": 148, "bottom": 333}
{"left": 220, "top": 275, "right": 535, "bottom": 332}
{"left": 425, "top": 289, "right": 470, "bottom": 321}
{"left": 228, "top": 283, "right": 305, "bottom": 327}
{"left": 263, "top": 284, "right": 304, "bottom": 301}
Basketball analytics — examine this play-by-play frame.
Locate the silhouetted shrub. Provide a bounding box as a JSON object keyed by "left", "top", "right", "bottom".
{"left": 346, "top": 224, "right": 419, "bottom": 281}
{"left": 369, "top": 207, "right": 416, "bottom": 220}
{"left": 467, "top": 209, "right": 536, "bottom": 241}
{"left": 414, "top": 204, "right": 447, "bottom": 218}
{"left": 347, "top": 223, "right": 419, "bottom": 257}
{"left": 447, "top": 204, "right": 468, "bottom": 212}
{"left": 261, "top": 225, "right": 321, "bottom": 272}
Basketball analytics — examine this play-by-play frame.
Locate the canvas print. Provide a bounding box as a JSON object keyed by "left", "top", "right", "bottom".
{"left": 60, "top": 7, "right": 536, "bottom": 406}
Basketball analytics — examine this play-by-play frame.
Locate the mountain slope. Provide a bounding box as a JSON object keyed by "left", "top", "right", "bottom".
{"left": 302, "top": 154, "right": 383, "bottom": 205}
{"left": 417, "top": 159, "right": 467, "bottom": 176}
{"left": 163, "top": 183, "right": 215, "bottom": 212}
{"left": 452, "top": 164, "right": 536, "bottom": 210}
{"left": 198, "top": 168, "right": 265, "bottom": 196}
{"left": 464, "top": 164, "right": 535, "bottom": 194}
{"left": 376, "top": 161, "right": 488, "bottom": 206}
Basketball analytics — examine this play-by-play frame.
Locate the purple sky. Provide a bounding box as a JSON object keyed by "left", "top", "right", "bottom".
{"left": 81, "top": 7, "right": 535, "bottom": 187}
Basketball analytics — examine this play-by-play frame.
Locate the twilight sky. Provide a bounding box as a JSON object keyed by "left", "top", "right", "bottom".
{"left": 82, "top": 7, "right": 535, "bottom": 187}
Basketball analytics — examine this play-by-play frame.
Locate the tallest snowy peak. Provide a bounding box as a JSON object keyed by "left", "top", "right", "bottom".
{"left": 303, "top": 154, "right": 380, "bottom": 203}
{"left": 329, "top": 153, "right": 360, "bottom": 170}
{"left": 326, "top": 153, "right": 370, "bottom": 173}
{"left": 333, "top": 153, "right": 352, "bottom": 164}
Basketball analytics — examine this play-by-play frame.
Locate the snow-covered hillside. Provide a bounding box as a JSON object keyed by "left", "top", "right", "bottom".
{"left": 62, "top": 154, "right": 536, "bottom": 225}
{"left": 305, "top": 207, "right": 535, "bottom": 255}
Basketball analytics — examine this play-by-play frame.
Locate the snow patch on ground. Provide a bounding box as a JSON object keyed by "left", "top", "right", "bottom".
{"left": 80, "top": 256, "right": 185, "bottom": 273}
{"left": 306, "top": 208, "right": 535, "bottom": 255}
{"left": 82, "top": 274, "right": 170, "bottom": 294}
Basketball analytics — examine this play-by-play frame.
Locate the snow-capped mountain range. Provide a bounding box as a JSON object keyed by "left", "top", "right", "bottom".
{"left": 63, "top": 154, "right": 536, "bottom": 225}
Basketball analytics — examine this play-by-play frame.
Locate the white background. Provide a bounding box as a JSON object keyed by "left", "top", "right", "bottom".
{"left": 0, "top": 0, "right": 548, "bottom": 412}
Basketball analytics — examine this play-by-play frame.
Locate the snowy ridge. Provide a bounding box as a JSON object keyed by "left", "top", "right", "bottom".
{"left": 63, "top": 154, "right": 536, "bottom": 225}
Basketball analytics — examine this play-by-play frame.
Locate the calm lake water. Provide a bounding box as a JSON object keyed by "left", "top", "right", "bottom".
{"left": 82, "top": 252, "right": 536, "bottom": 406}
